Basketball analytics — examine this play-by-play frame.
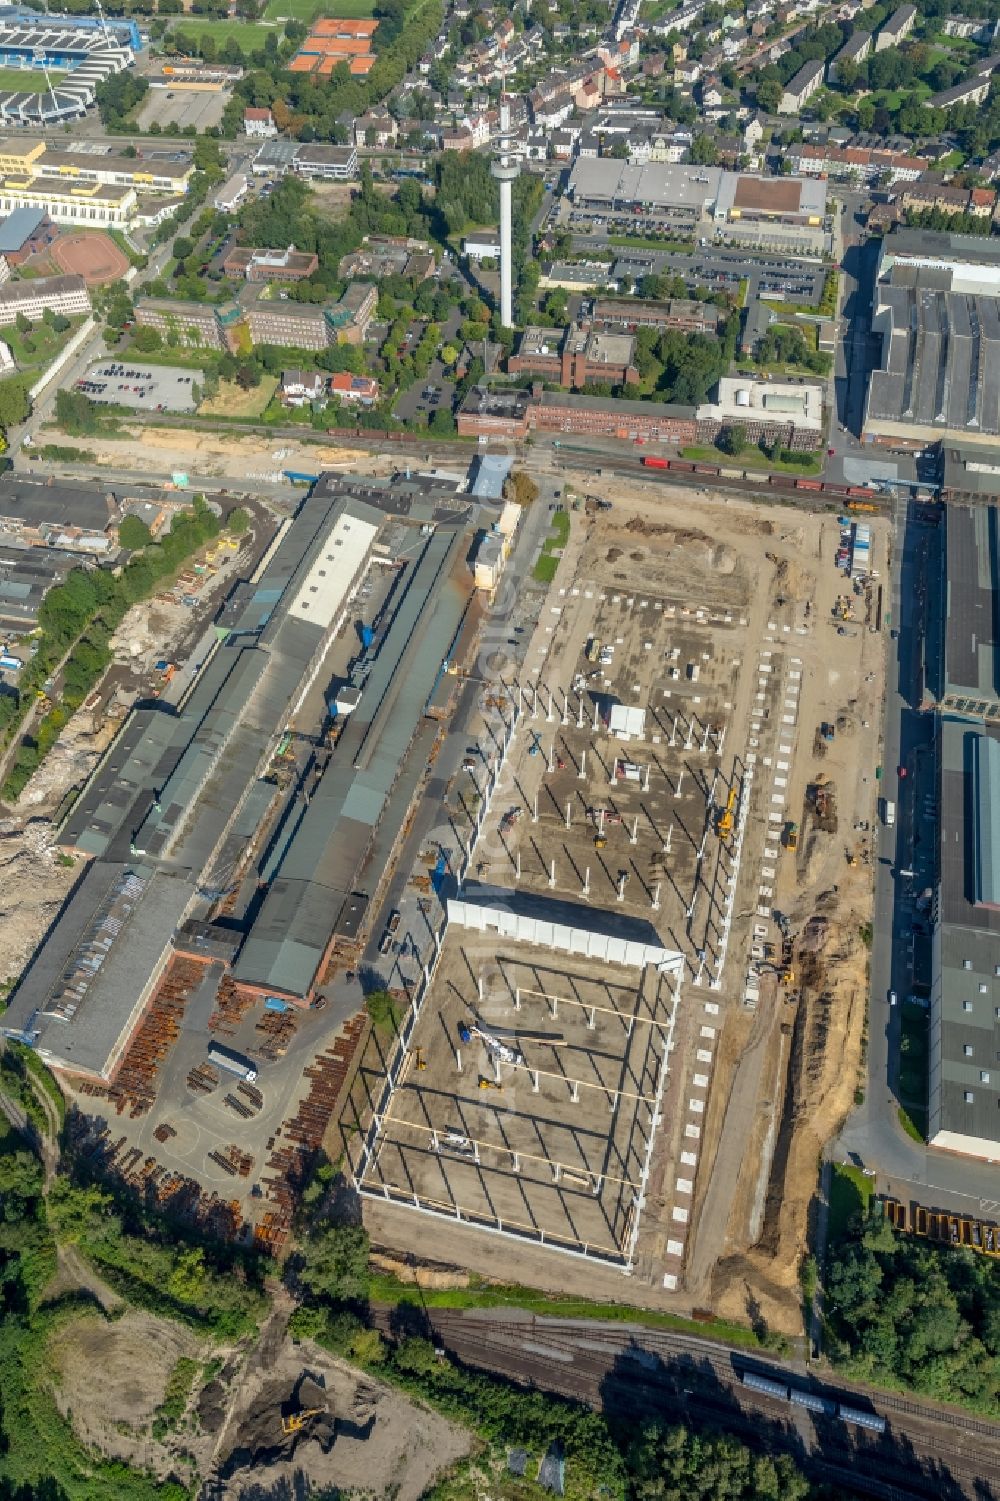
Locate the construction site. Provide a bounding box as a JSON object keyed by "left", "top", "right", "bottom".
{"left": 349, "top": 480, "right": 887, "bottom": 1328}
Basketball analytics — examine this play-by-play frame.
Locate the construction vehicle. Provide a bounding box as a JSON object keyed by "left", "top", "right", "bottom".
{"left": 594, "top": 835, "right": 607, "bottom": 849}
{"left": 282, "top": 1408, "right": 322, "bottom": 1436}
{"left": 782, "top": 821, "right": 798, "bottom": 851}
{"left": 715, "top": 787, "right": 738, "bottom": 840}
{"left": 412, "top": 1047, "right": 427, "bottom": 1070}
{"left": 478, "top": 1077, "right": 503, "bottom": 1091}
{"left": 846, "top": 848, "right": 857, "bottom": 867}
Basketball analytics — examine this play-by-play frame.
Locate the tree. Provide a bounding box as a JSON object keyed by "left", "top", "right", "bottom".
{"left": 0, "top": 376, "right": 31, "bottom": 429}
{"left": 132, "top": 325, "right": 162, "bottom": 354}
{"left": 168, "top": 1247, "right": 207, "bottom": 1303}
{"left": 689, "top": 132, "right": 719, "bottom": 165}
{"left": 506, "top": 470, "right": 539, "bottom": 506}
{"left": 118, "top": 514, "right": 154, "bottom": 551}
{"left": 757, "top": 78, "right": 783, "bottom": 112}
{"left": 716, "top": 424, "right": 747, "bottom": 456}
{"left": 226, "top": 506, "right": 250, "bottom": 535}
{"left": 298, "top": 1224, "right": 370, "bottom": 1302}
{"left": 14, "top": 312, "right": 30, "bottom": 335}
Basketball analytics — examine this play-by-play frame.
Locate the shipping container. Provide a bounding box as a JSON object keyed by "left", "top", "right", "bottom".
{"left": 0, "top": 654, "right": 22, "bottom": 670}
{"left": 641, "top": 455, "right": 668, "bottom": 469}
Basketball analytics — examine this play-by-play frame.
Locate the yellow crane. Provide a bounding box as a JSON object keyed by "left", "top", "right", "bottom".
{"left": 281, "top": 1408, "right": 323, "bottom": 1436}
{"left": 715, "top": 788, "right": 737, "bottom": 840}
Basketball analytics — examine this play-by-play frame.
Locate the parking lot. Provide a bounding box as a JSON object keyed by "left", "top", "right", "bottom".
{"left": 80, "top": 360, "right": 199, "bottom": 413}
{"left": 134, "top": 86, "right": 229, "bottom": 132}
{"left": 354, "top": 939, "right": 678, "bottom": 1265}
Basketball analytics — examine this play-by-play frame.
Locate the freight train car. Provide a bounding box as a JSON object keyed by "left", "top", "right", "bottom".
{"left": 738, "top": 1370, "right": 886, "bottom": 1434}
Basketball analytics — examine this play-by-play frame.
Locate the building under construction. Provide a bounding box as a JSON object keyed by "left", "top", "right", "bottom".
{"left": 2, "top": 474, "right": 478, "bottom": 1081}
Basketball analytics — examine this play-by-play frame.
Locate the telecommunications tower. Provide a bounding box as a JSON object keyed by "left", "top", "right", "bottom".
{"left": 491, "top": 52, "right": 519, "bottom": 329}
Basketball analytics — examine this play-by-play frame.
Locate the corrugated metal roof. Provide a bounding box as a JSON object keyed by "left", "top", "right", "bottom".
{"left": 234, "top": 524, "right": 473, "bottom": 997}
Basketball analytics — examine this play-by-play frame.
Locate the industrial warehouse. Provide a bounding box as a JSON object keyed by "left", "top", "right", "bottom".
{"left": 866, "top": 229, "right": 1000, "bottom": 447}
{"left": 929, "top": 504, "right": 1000, "bottom": 1159}
{"left": 2, "top": 474, "right": 479, "bottom": 1088}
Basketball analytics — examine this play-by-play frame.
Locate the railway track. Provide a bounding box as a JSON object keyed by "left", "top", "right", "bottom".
{"left": 375, "top": 1307, "right": 1000, "bottom": 1498}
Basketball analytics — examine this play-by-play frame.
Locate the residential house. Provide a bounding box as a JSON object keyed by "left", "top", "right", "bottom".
{"left": 244, "top": 107, "right": 277, "bottom": 138}
{"left": 329, "top": 371, "right": 380, "bottom": 405}
{"left": 281, "top": 370, "right": 326, "bottom": 406}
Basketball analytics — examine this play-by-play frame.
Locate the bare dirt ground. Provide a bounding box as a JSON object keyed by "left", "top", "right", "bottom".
{"left": 0, "top": 816, "right": 79, "bottom": 988}
{"left": 51, "top": 1309, "right": 203, "bottom": 1455}
{"left": 47, "top": 1303, "right": 470, "bottom": 1497}
{"left": 40, "top": 420, "right": 386, "bottom": 482}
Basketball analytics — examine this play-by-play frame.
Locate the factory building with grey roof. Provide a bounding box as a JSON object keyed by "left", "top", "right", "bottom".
{"left": 929, "top": 504, "right": 1000, "bottom": 1158}
{"left": 932, "top": 718, "right": 1000, "bottom": 1157}
{"left": 2, "top": 473, "right": 477, "bottom": 1080}
{"left": 866, "top": 228, "right": 1000, "bottom": 447}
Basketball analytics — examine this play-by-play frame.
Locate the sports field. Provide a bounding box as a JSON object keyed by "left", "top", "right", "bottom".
{"left": 0, "top": 67, "right": 66, "bottom": 90}
{"left": 168, "top": 16, "right": 274, "bottom": 46}
{"left": 264, "top": 0, "right": 372, "bottom": 17}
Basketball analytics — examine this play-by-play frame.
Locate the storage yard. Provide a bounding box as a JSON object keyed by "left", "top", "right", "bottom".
{"left": 350, "top": 481, "right": 888, "bottom": 1325}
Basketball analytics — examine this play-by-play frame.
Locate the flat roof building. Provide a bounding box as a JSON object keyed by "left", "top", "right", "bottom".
{"left": 932, "top": 715, "right": 1000, "bottom": 1157}
{"left": 866, "top": 231, "right": 1000, "bottom": 445}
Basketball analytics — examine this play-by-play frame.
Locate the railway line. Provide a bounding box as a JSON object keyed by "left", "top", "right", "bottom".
{"left": 372, "top": 1306, "right": 1000, "bottom": 1499}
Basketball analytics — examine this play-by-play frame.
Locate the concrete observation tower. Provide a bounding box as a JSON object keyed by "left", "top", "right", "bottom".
{"left": 491, "top": 85, "right": 520, "bottom": 329}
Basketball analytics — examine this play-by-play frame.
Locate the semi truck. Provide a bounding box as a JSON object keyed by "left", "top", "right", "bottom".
{"left": 207, "top": 1041, "right": 258, "bottom": 1082}
{"left": 881, "top": 799, "right": 896, "bottom": 827}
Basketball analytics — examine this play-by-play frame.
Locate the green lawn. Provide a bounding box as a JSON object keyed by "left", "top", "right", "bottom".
{"left": 680, "top": 444, "right": 822, "bottom": 476}
{"left": 0, "top": 67, "right": 65, "bottom": 90}
{"left": 266, "top": 0, "right": 374, "bottom": 12}
{"left": 828, "top": 1162, "right": 874, "bottom": 1243}
{"left": 898, "top": 998, "right": 929, "bottom": 1117}
{"left": 168, "top": 16, "right": 275, "bottom": 45}
{"left": 532, "top": 507, "right": 570, "bottom": 583}
{"left": 5, "top": 316, "right": 83, "bottom": 371}
{"left": 898, "top": 1104, "right": 927, "bottom": 1141}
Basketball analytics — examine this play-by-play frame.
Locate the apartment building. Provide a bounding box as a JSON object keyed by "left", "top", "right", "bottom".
{"left": 827, "top": 28, "right": 872, "bottom": 80}
{"left": 789, "top": 141, "right": 929, "bottom": 183}
{"left": 875, "top": 3, "right": 916, "bottom": 49}
{"left": 779, "top": 58, "right": 825, "bottom": 113}
{"left": 135, "top": 299, "right": 226, "bottom": 350}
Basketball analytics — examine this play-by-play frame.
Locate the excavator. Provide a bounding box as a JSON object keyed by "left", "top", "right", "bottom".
{"left": 281, "top": 1408, "right": 323, "bottom": 1436}
{"left": 715, "top": 788, "right": 738, "bottom": 841}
